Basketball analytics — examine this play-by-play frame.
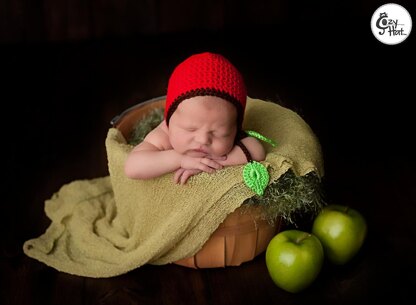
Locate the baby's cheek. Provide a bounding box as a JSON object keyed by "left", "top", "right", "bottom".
{"left": 214, "top": 140, "right": 234, "bottom": 156}
{"left": 171, "top": 130, "right": 191, "bottom": 148}
{"left": 169, "top": 136, "right": 185, "bottom": 153}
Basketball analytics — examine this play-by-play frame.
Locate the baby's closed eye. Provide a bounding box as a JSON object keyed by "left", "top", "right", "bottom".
{"left": 213, "top": 131, "right": 232, "bottom": 138}
{"left": 180, "top": 125, "right": 197, "bottom": 132}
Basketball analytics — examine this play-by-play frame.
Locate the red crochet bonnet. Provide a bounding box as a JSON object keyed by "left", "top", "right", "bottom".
{"left": 165, "top": 52, "right": 247, "bottom": 128}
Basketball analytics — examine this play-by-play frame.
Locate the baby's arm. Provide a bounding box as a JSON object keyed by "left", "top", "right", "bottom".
{"left": 220, "top": 137, "right": 266, "bottom": 167}
{"left": 124, "top": 141, "right": 183, "bottom": 179}
{"left": 124, "top": 125, "right": 223, "bottom": 180}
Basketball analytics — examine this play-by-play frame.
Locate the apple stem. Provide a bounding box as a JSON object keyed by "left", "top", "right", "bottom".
{"left": 296, "top": 233, "right": 311, "bottom": 244}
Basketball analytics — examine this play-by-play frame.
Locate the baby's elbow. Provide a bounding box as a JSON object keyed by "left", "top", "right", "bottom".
{"left": 125, "top": 159, "right": 159, "bottom": 180}
{"left": 124, "top": 167, "right": 150, "bottom": 180}
{"left": 242, "top": 137, "right": 266, "bottom": 162}
{"left": 124, "top": 162, "right": 138, "bottom": 179}
{"left": 124, "top": 158, "right": 144, "bottom": 180}
{"left": 252, "top": 146, "right": 266, "bottom": 162}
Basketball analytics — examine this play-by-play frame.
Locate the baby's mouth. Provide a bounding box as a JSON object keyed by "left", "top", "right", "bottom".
{"left": 193, "top": 148, "right": 207, "bottom": 154}
{"left": 187, "top": 148, "right": 209, "bottom": 157}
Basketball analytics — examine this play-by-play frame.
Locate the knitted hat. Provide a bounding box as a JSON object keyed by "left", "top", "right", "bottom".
{"left": 165, "top": 52, "right": 247, "bottom": 128}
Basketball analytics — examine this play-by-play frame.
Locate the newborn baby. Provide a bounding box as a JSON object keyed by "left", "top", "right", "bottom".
{"left": 125, "top": 52, "right": 265, "bottom": 184}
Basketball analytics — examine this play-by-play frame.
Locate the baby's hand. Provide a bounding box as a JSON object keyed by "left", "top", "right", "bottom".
{"left": 180, "top": 155, "right": 224, "bottom": 173}
{"left": 174, "top": 168, "right": 202, "bottom": 185}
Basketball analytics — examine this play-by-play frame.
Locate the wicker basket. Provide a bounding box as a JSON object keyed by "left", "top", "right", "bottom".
{"left": 111, "top": 96, "right": 281, "bottom": 268}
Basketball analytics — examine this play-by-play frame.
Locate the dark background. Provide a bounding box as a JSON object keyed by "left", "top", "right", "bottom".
{"left": 1, "top": 1, "right": 415, "bottom": 304}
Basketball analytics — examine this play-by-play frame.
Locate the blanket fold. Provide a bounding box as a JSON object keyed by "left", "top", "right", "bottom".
{"left": 23, "top": 97, "right": 324, "bottom": 277}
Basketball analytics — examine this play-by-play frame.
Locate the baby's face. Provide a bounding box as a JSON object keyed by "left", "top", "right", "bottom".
{"left": 168, "top": 96, "right": 238, "bottom": 158}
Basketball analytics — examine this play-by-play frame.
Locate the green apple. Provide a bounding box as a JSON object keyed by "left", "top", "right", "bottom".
{"left": 265, "top": 230, "right": 324, "bottom": 293}
{"left": 312, "top": 204, "right": 367, "bottom": 265}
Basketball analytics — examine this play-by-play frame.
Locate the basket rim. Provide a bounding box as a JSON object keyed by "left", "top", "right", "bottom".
{"left": 110, "top": 95, "right": 166, "bottom": 127}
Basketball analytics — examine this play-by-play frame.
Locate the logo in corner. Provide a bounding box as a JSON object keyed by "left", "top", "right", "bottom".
{"left": 371, "top": 3, "right": 412, "bottom": 45}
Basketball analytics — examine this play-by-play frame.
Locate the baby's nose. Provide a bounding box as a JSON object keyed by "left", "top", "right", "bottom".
{"left": 195, "top": 132, "right": 211, "bottom": 145}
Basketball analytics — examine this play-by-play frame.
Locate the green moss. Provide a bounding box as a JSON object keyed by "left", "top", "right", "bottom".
{"left": 127, "top": 107, "right": 325, "bottom": 225}
{"left": 243, "top": 170, "right": 325, "bottom": 225}
{"left": 128, "top": 107, "right": 164, "bottom": 146}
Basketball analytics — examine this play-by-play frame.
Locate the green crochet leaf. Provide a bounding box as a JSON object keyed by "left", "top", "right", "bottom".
{"left": 245, "top": 130, "right": 277, "bottom": 147}
{"left": 243, "top": 161, "right": 270, "bottom": 196}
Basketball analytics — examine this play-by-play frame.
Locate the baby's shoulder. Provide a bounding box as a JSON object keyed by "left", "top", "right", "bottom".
{"left": 142, "top": 121, "right": 171, "bottom": 150}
